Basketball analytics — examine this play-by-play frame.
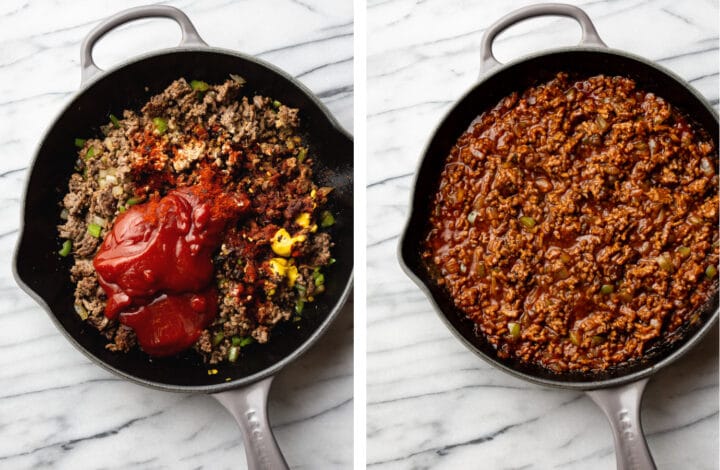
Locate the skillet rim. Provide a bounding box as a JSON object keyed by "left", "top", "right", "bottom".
{"left": 398, "top": 45, "right": 720, "bottom": 391}
{"left": 13, "top": 44, "right": 354, "bottom": 394}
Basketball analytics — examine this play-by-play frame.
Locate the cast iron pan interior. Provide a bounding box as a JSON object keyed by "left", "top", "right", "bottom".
{"left": 15, "top": 49, "right": 353, "bottom": 390}
{"left": 401, "top": 49, "right": 719, "bottom": 386}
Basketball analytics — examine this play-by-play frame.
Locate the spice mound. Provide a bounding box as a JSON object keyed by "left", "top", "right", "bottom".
{"left": 423, "top": 73, "right": 719, "bottom": 373}
{"left": 58, "top": 78, "right": 336, "bottom": 363}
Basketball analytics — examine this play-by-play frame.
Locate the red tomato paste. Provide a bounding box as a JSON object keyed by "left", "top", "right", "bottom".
{"left": 94, "top": 184, "right": 249, "bottom": 356}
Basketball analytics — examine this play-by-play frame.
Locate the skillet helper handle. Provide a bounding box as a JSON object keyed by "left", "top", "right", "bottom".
{"left": 213, "top": 377, "right": 289, "bottom": 470}
{"left": 80, "top": 5, "right": 208, "bottom": 85}
{"left": 586, "top": 378, "right": 656, "bottom": 470}
{"left": 480, "top": 3, "right": 607, "bottom": 76}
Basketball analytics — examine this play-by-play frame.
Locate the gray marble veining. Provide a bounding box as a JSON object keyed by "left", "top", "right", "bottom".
{"left": 0, "top": 1, "right": 352, "bottom": 468}
{"left": 367, "top": 0, "right": 718, "bottom": 468}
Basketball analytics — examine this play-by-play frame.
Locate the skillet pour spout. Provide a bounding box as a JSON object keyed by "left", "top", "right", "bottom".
{"left": 14, "top": 5, "right": 353, "bottom": 470}
{"left": 398, "top": 4, "right": 718, "bottom": 470}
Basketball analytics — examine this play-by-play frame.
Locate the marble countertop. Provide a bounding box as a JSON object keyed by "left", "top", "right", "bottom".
{"left": 367, "top": 0, "right": 718, "bottom": 469}
{"left": 0, "top": 1, "right": 352, "bottom": 468}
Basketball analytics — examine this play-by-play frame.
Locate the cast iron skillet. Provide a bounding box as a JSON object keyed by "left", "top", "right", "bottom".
{"left": 399, "top": 4, "right": 718, "bottom": 470}
{"left": 13, "top": 6, "right": 353, "bottom": 470}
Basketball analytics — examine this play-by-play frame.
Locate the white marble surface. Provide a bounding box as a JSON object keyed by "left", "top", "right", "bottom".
{"left": 0, "top": 1, "right": 352, "bottom": 468}
{"left": 367, "top": 0, "right": 718, "bottom": 469}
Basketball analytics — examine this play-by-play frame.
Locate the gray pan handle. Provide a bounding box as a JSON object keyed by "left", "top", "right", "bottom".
{"left": 213, "top": 376, "right": 289, "bottom": 470}
{"left": 480, "top": 3, "right": 607, "bottom": 76}
{"left": 586, "top": 378, "right": 656, "bottom": 470}
{"left": 80, "top": 5, "right": 208, "bottom": 85}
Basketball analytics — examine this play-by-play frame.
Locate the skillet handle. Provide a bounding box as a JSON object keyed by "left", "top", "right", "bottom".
{"left": 586, "top": 378, "right": 657, "bottom": 470}
{"left": 213, "top": 376, "right": 289, "bottom": 470}
{"left": 480, "top": 3, "right": 607, "bottom": 76}
{"left": 80, "top": 5, "right": 208, "bottom": 85}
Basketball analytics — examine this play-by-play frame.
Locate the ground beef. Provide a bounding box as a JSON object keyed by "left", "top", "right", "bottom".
{"left": 57, "top": 78, "right": 334, "bottom": 364}
{"left": 422, "top": 73, "right": 719, "bottom": 373}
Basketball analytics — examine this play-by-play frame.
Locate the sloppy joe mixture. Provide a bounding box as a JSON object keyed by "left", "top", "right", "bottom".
{"left": 58, "top": 78, "right": 335, "bottom": 363}
{"left": 423, "top": 73, "right": 719, "bottom": 372}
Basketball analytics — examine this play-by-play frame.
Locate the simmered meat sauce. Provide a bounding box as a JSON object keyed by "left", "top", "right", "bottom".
{"left": 423, "top": 73, "right": 719, "bottom": 372}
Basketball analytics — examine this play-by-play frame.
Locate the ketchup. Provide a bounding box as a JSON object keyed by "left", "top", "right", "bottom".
{"left": 93, "top": 184, "right": 249, "bottom": 356}
{"left": 119, "top": 290, "right": 217, "bottom": 357}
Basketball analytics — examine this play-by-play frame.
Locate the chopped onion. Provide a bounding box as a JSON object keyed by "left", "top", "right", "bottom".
{"left": 92, "top": 215, "right": 107, "bottom": 227}
{"left": 633, "top": 140, "right": 648, "bottom": 151}
{"left": 700, "top": 157, "right": 714, "bottom": 176}
{"left": 535, "top": 177, "right": 552, "bottom": 192}
{"left": 688, "top": 214, "right": 703, "bottom": 225}
{"left": 97, "top": 168, "right": 119, "bottom": 188}
{"left": 596, "top": 115, "right": 608, "bottom": 131}
{"left": 554, "top": 267, "right": 570, "bottom": 281}
{"left": 656, "top": 253, "right": 673, "bottom": 271}
{"left": 648, "top": 138, "right": 657, "bottom": 154}
{"left": 229, "top": 74, "right": 246, "bottom": 85}
{"left": 569, "top": 331, "right": 580, "bottom": 346}
{"left": 74, "top": 303, "right": 88, "bottom": 320}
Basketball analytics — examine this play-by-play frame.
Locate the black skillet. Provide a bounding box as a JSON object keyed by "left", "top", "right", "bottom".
{"left": 13, "top": 6, "right": 353, "bottom": 469}
{"left": 399, "top": 4, "right": 718, "bottom": 470}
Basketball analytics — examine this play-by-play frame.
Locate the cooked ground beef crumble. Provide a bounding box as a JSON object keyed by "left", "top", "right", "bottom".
{"left": 58, "top": 78, "right": 334, "bottom": 364}
{"left": 423, "top": 73, "right": 719, "bottom": 373}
